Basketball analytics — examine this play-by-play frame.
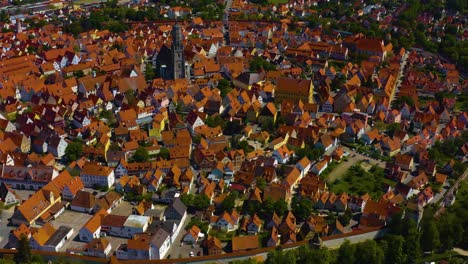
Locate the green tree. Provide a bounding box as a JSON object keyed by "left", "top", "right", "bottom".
{"left": 265, "top": 248, "right": 296, "bottom": 264}
{"left": 0, "top": 11, "right": 9, "bottom": 23}
{"left": 185, "top": 218, "right": 209, "bottom": 233}
{"left": 64, "top": 141, "right": 83, "bottom": 162}
{"left": 217, "top": 79, "right": 231, "bottom": 97}
{"left": 355, "top": 240, "right": 384, "bottom": 264}
{"left": 144, "top": 63, "right": 155, "bottom": 81}
{"left": 388, "top": 212, "right": 403, "bottom": 235}
{"left": 15, "top": 234, "right": 32, "bottom": 264}
{"left": 180, "top": 193, "right": 194, "bottom": 206}
{"left": 235, "top": 140, "right": 251, "bottom": 154}
{"left": 401, "top": 219, "right": 421, "bottom": 263}
{"left": 222, "top": 191, "right": 239, "bottom": 212}
{"left": 158, "top": 147, "right": 170, "bottom": 160}
{"left": 337, "top": 240, "right": 355, "bottom": 264}
{"left": 256, "top": 178, "right": 266, "bottom": 191}
{"left": 392, "top": 95, "right": 414, "bottom": 109}
{"left": 274, "top": 199, "right": 289, "bottom": 217}
{"left": 99, "top": 109, "right": 116, "bottom": 126}
{"left": 291, "top": 196, "right": 313, "bottom": 221}
{"left": 387, "top": 123, "right": 402, "bottom": 137}
{"left": 193, "top": 194, "right": 210, "bottom": 211}
{"left": 374, "top": 121, "right": 387, "bottom": 132}
{"left": 438, "top": 213, "right": 464, "bottom": 251}
{"left": 232, "top": 259, "right": 260, "bottom": 264}
{"left": 261, "top": 117, "right": 275, "bottom": 133}
{"left": 383, "top": 235, "right": 407, "bottom": 264}
{"left": 338, "top": 209, "right": 352, "bottom": 226}
{"left": 297, "top": 246, "right": 330, "bottom": 264}
{"left": 262, "top": 197, "right": 275, "bottom": 216}
{"left": 133, "top": 147, "right": 149, "bottom": 162}
{"left": 74, "top": 70, "right": 84, "bottom": 78}
{"left": 249, "top": 56, "right": 276, "bottom": 72}
{"left": 205, "top": 115, "right": 227, "bottom": 129}
{"left": 420, "top": 217, "right": 440, "bottom": 253}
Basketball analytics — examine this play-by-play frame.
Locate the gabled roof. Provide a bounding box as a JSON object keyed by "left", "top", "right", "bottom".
{"left": 167, "top": 197, "right": 187, "bottom": 217}
{"left": 70, "top": 190, "right": 96, "bottom": 209}
{"left": 32, "top": 222, "right": 56, "bottom": 246}
{"left": 82, "top": 209, "right": 108, "bottom": 233}
{"left": 15, "top": 189, "right": 53, "bottom": 223}
{"left": 231, "top": 235, "right": 259, "bottom": 252}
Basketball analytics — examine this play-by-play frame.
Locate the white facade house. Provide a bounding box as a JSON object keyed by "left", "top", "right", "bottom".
{"left": 116, "top": 244, "right": 150, "bottom": 260}
{"left": 272, "top": 145, "right": 294, "bottom": 164}
{"left": 82, "top": 239, "right": 112, "bottom": 258}
{"left": 123, "top": 215, "right": 151, "bottom": 237}
{"left": 295, "top": 157, "right": 312, "bottom": 177}
{"left": 114, "top": 161, "right": 128, "bottom": 178}
{"left": 311, "top": 159, "right": 328, "bottom": 176}
{"left": 80, "top": 163, "right": 115, "bottom": 188}
{"left": 41, "top": 227, "right": 74, "bottom": 252}
{"left": 102, "top": 215, "right": 150, "bottom": 238}
{"left": 79, "top": 225, "right": 102, "bottom": 243}
{"left": 0, "top": 183, "right": 20, "bottom": 206}
{"left": 79, "top": 210, "right": 108, "bottom": 242}
{"left": 116, "top": 228, "right": 171, "bottom": 260}
{"left": 31, "top": 225, "right": 74, "bottom": 252}
{"left": 47, "top": 136, "right": 68, "bottom": 158}
{"left": 186, "top": 111, "right": 205, "bottom": 135}
{"left": 150, "top": 229, "right": 171, "bottom": 260}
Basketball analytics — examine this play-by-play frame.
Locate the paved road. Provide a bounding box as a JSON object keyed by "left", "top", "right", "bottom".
{"left": 429, "top": 181, "right": 450, "bottom": 206}
{"left": 165, "top": 215, "right": 193, "bottom": 259}
{"left": 187, "top": 228, "right": 388, "bottom": 263}
{"left": 453, "top": 248, "right": 468, "bottom": 257}
{"left": 322, "top": 228, "right": 388, "bottom": 249}
{"left": 0, "top": 207, "right": 15, "bottom": 248}
{"left": 389, "top": 51, "right": 409, "bottom": 107}
{"left": 439, "top": 169, "right": 468, "bottom": 208}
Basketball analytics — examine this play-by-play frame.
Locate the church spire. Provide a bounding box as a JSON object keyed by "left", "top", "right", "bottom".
{"left": 171, "top": 22, "right": 185, "bottom": 80}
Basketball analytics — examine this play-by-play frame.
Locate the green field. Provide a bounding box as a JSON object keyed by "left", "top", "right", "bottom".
{"left": 269, "top": 0, "right": 289, "bottom": 3}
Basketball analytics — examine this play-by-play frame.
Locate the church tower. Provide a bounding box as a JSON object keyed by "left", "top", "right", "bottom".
{"left": 171, "top": 23, "right": 185, "bottom": 80}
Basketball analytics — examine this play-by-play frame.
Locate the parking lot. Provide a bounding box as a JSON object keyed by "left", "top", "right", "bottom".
{"left": 48, "top": 210, "right": 93, "bottom": 251}
{"left": 14, "top": 189, "right": 36, "bottom": 201}
{"left": 111, "top": 201, "right": 134, "bottom": 216}
{"left": 0, "top": 207, "right": 15, "bottom": 248}
{"left": 170, "top": 241, "right": 204, "bottom": 259}
{"left": 49, "top": 209, "right": 128, "bottom": 254}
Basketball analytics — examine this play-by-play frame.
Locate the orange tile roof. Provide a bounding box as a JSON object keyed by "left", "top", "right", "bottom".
{"left": 81, "top": 163, "right": 113, "bottom": 177}
{"left": 32, "top": 222, "right": 56, "bottom": 246}
{"left": 231, "top": 235, "right": 259, "bottom": 252}
{"left": 82, "top": 209, "right": 108, "bottom": 233}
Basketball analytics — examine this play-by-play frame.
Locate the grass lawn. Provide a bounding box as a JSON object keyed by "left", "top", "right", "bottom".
{"left": 319, "top": 161, "right": 339, "bottom": 180}
{"left": 269, "top": 0, "right": 289, "bottom": 3}
{"left": 382, "top": 178, "right": 397, "bottom": 187}
{"left": 329, "top": 165, "right": 386, "bottom": 200}
{"left": 209, "top": 229, "right": 236, "bottom": 242}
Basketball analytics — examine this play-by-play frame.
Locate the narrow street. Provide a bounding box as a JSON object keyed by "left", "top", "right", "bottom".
{"left": 388, "top": 51, "right": 409, "bottom": 107}
{"left": 436, "top": 169, "right": 468, "bottom": 211}
{"left": 165, "top": 215, "right": 193, "bottom": 259}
